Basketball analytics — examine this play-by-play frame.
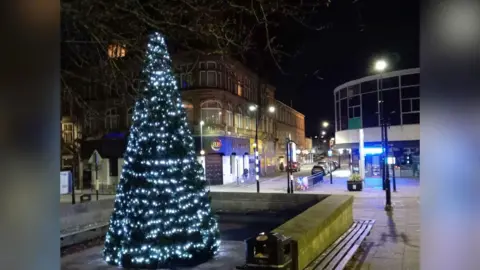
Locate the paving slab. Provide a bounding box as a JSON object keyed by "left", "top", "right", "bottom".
{"left": 61, "top": 241, "right": 245, "bottom": 270}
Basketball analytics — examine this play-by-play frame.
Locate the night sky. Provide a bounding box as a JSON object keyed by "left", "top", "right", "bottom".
{"left": 263, "top": 0, "right": 419, "bottom": 138}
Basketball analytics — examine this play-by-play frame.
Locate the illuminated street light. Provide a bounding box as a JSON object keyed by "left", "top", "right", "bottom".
{"left": 268, "top": 106, "right": 275, "bottom": 113}
{"left": 323, "top": 140, "right": 327, "bottom": 143}
{"left": 249, "top": 105, "right": 257, "bottom": 111}
{"left": 200, "top": 149, "right": 205, "bottom": 155}
{"left": 322, "top": 121, "right": 329, "bottom": 128}
{"left": 321, "top": 130, "right": 326, "bottom": 136}
{"left": 374, "top": 59, "right": 388, "bottom": 72}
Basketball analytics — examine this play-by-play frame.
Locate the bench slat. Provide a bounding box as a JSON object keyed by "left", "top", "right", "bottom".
{"left": 333, "top": 220, "right": 375, "bottom": 270}
{"left": 318, "top": 222, "right": 368, "bottom": 270}
{"left": 324, "top": 221, "right": 372, "bottom": 270}
{"left": 60, "top": 222, "right": 109, "bottom": 239}
{"left": 305, "top": 221, "right": 363, "bottom": 270}
{"left": 305, "top": 219, "right": 375, "bottom": 270}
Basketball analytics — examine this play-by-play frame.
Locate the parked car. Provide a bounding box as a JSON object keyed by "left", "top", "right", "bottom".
{"left": 317, "top": 161, "right": 331, "bottom": 174}
{"left": 288, "top": 161, "right": 301, "bottom": 172}
{"left": 311, "top": 165, "right": 326, "bottom": 175}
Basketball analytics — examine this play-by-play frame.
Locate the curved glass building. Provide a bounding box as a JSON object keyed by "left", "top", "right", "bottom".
{"left": 334, "top": 68, "right": 420, "bottom": 178}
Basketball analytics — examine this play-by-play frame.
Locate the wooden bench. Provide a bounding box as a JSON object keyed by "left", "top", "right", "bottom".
{"left": 60, "top": 222, "right": 109, "bottom": 247}
{"left": 305, "top": 219, "right": 375, "bottom": 270}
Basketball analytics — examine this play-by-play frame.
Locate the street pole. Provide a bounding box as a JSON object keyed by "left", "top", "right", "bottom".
{"left": 392, "top": 162, "right": 397, "bottom": 192}
{"left": 330, "top": 163, "right": 333, "bottom": 184}
{"left": 200, "top": 121, "right": 203, "bottom": 151}
{"left": 384, "top": 117, "right": 392, "bottom": 211}
{"left": 94, "top": 154, "right": 99, "bottom": 201}
{"left": 286, "top": 138, "right": 291, "bottom": 194}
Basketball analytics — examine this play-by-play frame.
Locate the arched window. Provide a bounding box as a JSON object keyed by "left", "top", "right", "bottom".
{"left": 226, "top": 103, "right": 233, "bottom": 127}
{"left": 183, "top": 102, "right": 194, "bottom": 124}
{"left": 84, "top": 112, "right": 98, "bottom": 136}
{"left": 105, "top": 108, "right": 119, "bottom": 130}
{"left": 126, "top": 107, "right": 134, "bottom": 128}
{"left": 235, "top": 107, "right": 243, "bottom": 128}
{"left": 201, "top": 100, "right": 222, "bottom": 125}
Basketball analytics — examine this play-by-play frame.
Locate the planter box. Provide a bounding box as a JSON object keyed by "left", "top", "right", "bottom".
{"left": 347, "top": 181, "right": 363, "bottom": 191}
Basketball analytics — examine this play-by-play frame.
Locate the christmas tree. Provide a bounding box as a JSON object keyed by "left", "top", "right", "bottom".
{"left": 103, "top": 32, "right": 220, "bottom": 269}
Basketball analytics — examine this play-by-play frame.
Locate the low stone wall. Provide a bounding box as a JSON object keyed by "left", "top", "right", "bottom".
{"left": 272, "top": 195, "right": 354, "bottom": 270}
{"left": 60, "top": 199, "right": 114, "bottom": 233}
{"left": 210, "top": 192, "right": 328, "bottom": 213}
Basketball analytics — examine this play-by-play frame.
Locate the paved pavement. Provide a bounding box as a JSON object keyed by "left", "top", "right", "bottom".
{"left": 61, "top": 165, "right": 420, "bottom": 269}
{"left": 210, "top": 165, "right": 420, "bottom": 269}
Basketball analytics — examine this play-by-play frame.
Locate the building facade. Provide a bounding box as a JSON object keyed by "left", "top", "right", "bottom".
{"left": 274, "top": 100, "right": 306, "bottom": 168}
{"left": 61, "top": 47, "right": 306, "bottom": 190}
{"left": 333, "top": 68, "right": 420, "bottom": 178}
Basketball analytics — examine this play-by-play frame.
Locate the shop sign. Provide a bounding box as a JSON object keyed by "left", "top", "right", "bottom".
{"left": 211, "top": 139, "right": 222, "bottom": 151}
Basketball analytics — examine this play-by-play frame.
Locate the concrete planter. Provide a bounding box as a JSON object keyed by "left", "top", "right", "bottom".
{"left": 347, "top": 180, "right": 363, "bottom": 191}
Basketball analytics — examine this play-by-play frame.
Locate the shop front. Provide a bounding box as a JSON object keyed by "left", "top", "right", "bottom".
{"left": 194, "top": 136, "right": 250, "bottom": 185}
{"left": 338, "top": 140, "right": 420, "bottom": 178}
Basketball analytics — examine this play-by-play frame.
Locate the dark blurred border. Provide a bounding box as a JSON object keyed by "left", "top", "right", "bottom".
{"left": 0, "top": 1, "right": 60, "bottom": 269}
{"left": 421, "top": 0, "right": 480, "bottom": 269}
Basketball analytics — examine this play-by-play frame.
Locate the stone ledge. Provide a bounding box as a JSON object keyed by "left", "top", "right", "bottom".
{"left": 272, "top": 195, "right": 354, "bottom": 270}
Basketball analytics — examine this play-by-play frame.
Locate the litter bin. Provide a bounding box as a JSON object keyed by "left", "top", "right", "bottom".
{"left": 244, "top": 232, "right": 293, "bottom": 270}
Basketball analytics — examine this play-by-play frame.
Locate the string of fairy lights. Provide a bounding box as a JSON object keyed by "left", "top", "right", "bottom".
{"left": 103, "top": 32, "right": 220, "bottom": 268}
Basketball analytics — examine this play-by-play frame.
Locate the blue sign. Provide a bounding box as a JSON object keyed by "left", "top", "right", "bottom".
{"left": 328, "top": 150, "right": 333, "bottom": 157}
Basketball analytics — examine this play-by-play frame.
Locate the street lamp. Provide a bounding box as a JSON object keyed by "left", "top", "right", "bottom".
{"left": 321, "top": 130, "right": 326, "bottom": 136}
{"left": 251, "top": 103, "right": 275, "bottom": 193}
{"left": 374, "top": 58, "right": 392, "bottom": 211}
{"left": 200, "top": 120, "right": 205, "bottom": 155}
{"left": 374, "top": 59, "right": 388, "bottom": 72}
{"left": 322, "top": 121, "right": 329, "bottom": 128}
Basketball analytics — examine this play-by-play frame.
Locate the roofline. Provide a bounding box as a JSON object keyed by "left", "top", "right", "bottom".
{"left": 333, "top": 68, "right": 420, "bottom": 93}
{"left": 275, "top": 100, "right": 305, "bottom": 118}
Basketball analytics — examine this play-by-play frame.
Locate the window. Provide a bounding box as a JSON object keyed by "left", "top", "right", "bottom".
{"left": 105, "top": 108, "right": 120, "bottom": 130}
{"left": 235, "top": 108, "right": 243, "bottom": 128}
{"left": 381, "top": 89, "right": 401, "bottom": 125}
{"left": 237, "top": 79, "right": 243, "bottom": 96}
{"left": 348, "top": 106, "right": 361, "bottom": 118}
{"left": 361, "top": 92, "right": 379, "bottom": 128}
{"left": 348, "top": 96, "right": 360, "bottom": 106}
{"left": 107, "top": 44, "right": 126, "bottom": 58}
{"left": 85, "top": 114, "right": 98, "bottom": 135}
{"left": 201, "top": 100, "right": 222, "bottom": 125}
{"left": 402, "top": 113, "right": 420, "bottom": 124}
{"left": 244, "top": 77, "right": 252, "bottom": 100}
{"left": 340, "top": 99, "right": 348, "bottom": 130}
{"left": 226, "top": 104, "right": 233, "bottom": 127}
{"left": 401, "top": 73, "right": 420, "bottom": 86}
{"left": 245, "top": 116, "right": 251, "bottom": 129}
{"left": 402, "top": 100, "right": 412, "bottom": 112}
{"left": 110, "top": 158, "right": 119, "bottom": 177}
{"left": 339, "top": 88, "right": 347, "bottom": 99}
{"left": 347, "top": 84, "right": 360, "bottom": 96}
{"left": 382, "top": 76, "right": 399, "bottom": 89}
{"left": 335, "top": 102, "right": 341, "bottom": 131}
{"left": 401, "top": 86, "right": 420, "bottom": 99}
{"left": 62, "top": 123, "right": 74, "bottom": 143}
{"left": 126, "top": 107, "right": 134, "bottom": 127}
{"left": 411, "top": 98, "right": 420, "bottom": 111}
{"left": 361, "top": 80, "right": 378, "bottom": 94}
{"left": 179, "top": 72, "right": 192, "bottom": 89}
{"left": 227, "top": 71, "right": 236, "bottom": 92}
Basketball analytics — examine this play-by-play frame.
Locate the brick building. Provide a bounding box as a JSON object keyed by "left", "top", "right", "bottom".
{"left": 61, "top": 45, "right": 306, "bottom": 190}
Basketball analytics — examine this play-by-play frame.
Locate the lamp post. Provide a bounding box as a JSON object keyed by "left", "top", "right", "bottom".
{"left": 250, "top": 104, "right": 275, "bottom": 193}
{"left": 374, "top": 59, "right": 392, "bottom": 211}
{"left": 200, "top": 120, "right": 205, "bottom": 155}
